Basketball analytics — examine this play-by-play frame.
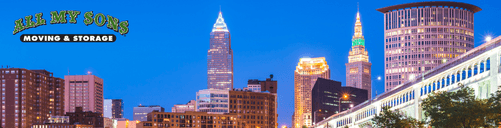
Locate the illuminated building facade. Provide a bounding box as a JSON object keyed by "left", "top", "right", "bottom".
{"left": 104, "top": 99, "right": 112, "bottom": 118}
{"left": 311, "top": 78, "right": 367, "bottom": 124}
{"left": 133, "top": 105, "right": 165, "bottom": 121}
{"left": 111, "top": 99, "right": 124, "bottom": 118}
{"left": 31, "top": 124, "right": 93, "bottom": 128}
{"left": 47, "top": 116, "right": 70, "bottom": 124}
{"left": 195, "top": 89, "right": 229, "bottom": 114}
{"left": 345, "top": 11, "right": 372, "bottom": 99}
{"left": 208, "top": 11, "right": 234, "bottom": 90}
{"left": 229, "top": 89, "right": 277, "bottom": 128}
{"left": 0, "top": 68, "right": 64, "bottom": 128}
{"left": 378, "top": 1, "right": 480, "bottom": 91}
{"left": 104, "top": 99, "right": 124, "bottom": 118}
{"left": 171, "top": 100, "right": 196, "bottom": 113}
{"left": 64, "top": 75, "right": 104, "bottom": 114}
{"left": 139, "top": 111, "right": 241, "bottom": 128}
{"left": 293, "top": 57, "right": 330, "bottom": 128}
{"left": 247, "top": 75, "right": 278, "bottom": 93}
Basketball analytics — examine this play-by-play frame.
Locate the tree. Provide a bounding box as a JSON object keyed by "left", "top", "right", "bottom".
{"left": 302, "top": 125, "right": 307, "bottom": 128}
{"left": 372, "top": 106, "right": 424, "bottom": 128}
{"left": 421, "top": 83, "right": 501, "bottom": 128}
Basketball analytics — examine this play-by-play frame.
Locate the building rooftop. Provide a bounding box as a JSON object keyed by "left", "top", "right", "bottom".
{"left": 376, "top": 1, "right": 481, "bottom": 13}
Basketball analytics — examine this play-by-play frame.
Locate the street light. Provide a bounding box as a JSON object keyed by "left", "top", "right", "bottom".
{"left": 371, "top": 76, "right": 382, "bottom": 100}
{"left": 486, "top": 35, "right": 493, "bottom": 42}
{"left": 338, "top": 94, "right": 349, "bottom": 114}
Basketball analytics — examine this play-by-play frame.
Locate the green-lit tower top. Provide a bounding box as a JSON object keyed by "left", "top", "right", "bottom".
{"left": 348, "top": 10, "right": 369, "bottom": 63}
{"left": 352, "top": 11, "right": 365, "bottom": 46}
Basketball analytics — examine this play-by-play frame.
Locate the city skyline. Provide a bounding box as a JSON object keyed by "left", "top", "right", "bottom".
{"left": 1, "top": 0, "right": 501, "bottom": 127}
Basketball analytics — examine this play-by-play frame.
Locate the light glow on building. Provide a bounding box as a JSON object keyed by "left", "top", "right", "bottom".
{"left": 293, "top": 57, "right": 330, "bottom": 128}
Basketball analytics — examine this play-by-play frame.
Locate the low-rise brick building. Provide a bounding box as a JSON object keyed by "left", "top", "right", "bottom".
{"left": 139, "top": 111, "right": 241, "bottom": 128}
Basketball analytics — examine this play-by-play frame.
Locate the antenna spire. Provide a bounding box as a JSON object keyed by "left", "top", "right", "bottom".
{"left": 219, "top": 5, "right": 221, "bottom": 13}
{"left": 357, "top": 2, "right": 359, "bottom": 12}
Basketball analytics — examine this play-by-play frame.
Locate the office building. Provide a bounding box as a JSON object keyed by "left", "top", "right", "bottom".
{"left": 346, "top": 10, "right": 372, "bottom": 99}
{"left": 311, "top": 78, "right": 368, "bottom": 124}
{"left": 229, "top": 89, "right": 278, "bottom": 128}
{"left": 64, "top": 75, "right": 104, "bottom": 113}
{"left": 208, "top": 11, "right": 234, "bottom": 90}
{"left": 133, "top": 105, "right": 165, "bottom": 121}
{"left": 377, "top": 1, "right": 481, "bottom": 91}
{"left": 139, "top": 111, "right": 240, "bottom": 128}
{"left": 172, "top": 100, "right": 196, "bottom": 113}
{"left": 112, "top": 99, "right": 124, "bottom": 118}
{"left": 293, "top": 57, "right": 330, "bottom": 128}
{"left": 196, "top": 89, "right": 229, "bottom": 114}
{"left": 65, "top": 107, "right": 104, "bottom": 128}
{"left": 0, "top": 68, "right": 64, "bottom": 128}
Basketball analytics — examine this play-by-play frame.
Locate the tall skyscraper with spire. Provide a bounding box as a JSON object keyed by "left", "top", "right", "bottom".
{"left": 293, "top": 57, "right": 330, "bottom": 128}
{"left": 346, "top": 10, "right": 372, "bottom": 99}
{"left": 207, "top": 11, "right": 233, "bottom": 90}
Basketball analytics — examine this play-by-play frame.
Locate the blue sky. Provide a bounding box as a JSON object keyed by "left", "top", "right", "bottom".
{"left": 1, "top": 0, "right": 500, "bottom": 126}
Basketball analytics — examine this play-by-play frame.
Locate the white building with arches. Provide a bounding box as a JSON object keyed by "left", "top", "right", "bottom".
{"left": 315, "top": 36, "right": 501, "bottom": 128}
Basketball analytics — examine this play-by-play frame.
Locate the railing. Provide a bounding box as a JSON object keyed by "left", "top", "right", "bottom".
{"left": 316, "top": 36, "right": 501, "bottom": 127}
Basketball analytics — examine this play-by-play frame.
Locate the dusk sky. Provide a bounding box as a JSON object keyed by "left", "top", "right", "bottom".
{"left": 1, "top": 0, "right": 500, "bottom": 126}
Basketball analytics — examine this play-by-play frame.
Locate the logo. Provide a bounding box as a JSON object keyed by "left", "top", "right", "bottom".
{"left": 13, "top": 10, "right": 129, "bottom": 42}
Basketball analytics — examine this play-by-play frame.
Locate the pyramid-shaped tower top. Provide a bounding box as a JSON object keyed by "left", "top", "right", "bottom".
{"left": 212, "top": 12, "right": 229, "bottom": 32}
{"left": 352, "top": 9, "right": 365, "bottom": 47}
{"left": 353, "top": 12, "right": 363, "bottom": 39}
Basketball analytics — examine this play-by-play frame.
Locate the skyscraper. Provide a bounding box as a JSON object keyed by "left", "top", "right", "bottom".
{"left": 207, "top": 11, "right": 233, "bottom": 90}
{"left": 112, "top": 99, "right": 124, "bottom": 118}
{"left": 0, "top": 68, "right": 64, "bottom": 128}
{"left": 377, "top": 2, "right": 481, "bottom": 91}
{"left": 346, "top": 10, "right": 372, "bottom": 99}
{"left": 293, "top": 57, "right": 330, "bottom": 128}
{"left": 64, "top": 74, "right": 104, "bottom": 114}
{"left": 311, "top": 78, "right": 368, "bottom": 124}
